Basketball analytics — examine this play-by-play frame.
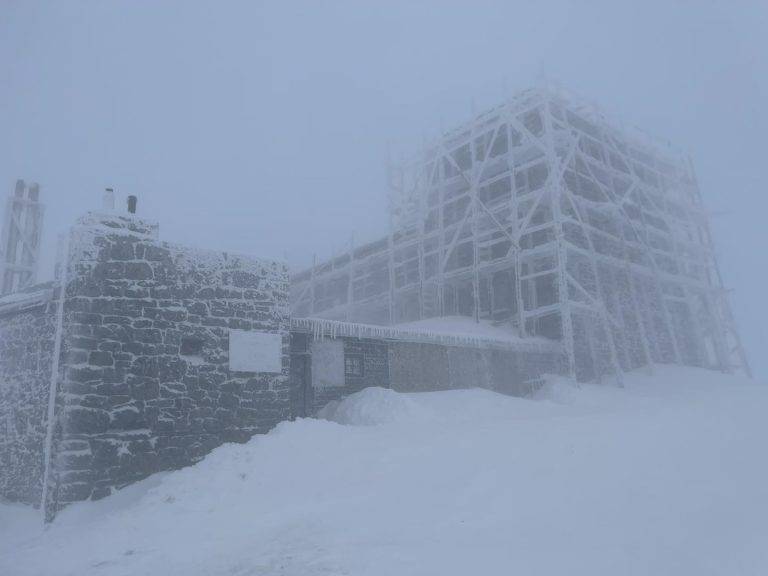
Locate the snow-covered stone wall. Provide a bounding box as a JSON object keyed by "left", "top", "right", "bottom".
{"left": 0, "top": 289, "right": 57, "bottom": 506}
{"left": 2, "top": 210, "right": 561, "bottom": 520}
{"left": 0, "top": 212, "right": 291, "bottom": 520}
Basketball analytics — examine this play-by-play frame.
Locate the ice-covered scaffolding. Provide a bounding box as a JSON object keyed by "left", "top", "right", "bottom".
{"left": 291, "top": 85, "right": 750, "bottom": 381}
{"left": 0, "top": 180, "right": 45, "bottom": 296}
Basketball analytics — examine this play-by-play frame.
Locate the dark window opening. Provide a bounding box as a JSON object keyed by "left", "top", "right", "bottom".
{"left": 180, "top": 337, "right": 204, "bottom": 356}
{"left": 345, "top": 355, "right": 364, "bottom": 377}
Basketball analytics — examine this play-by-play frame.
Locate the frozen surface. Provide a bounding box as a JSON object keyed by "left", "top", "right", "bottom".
{"left": 1, "top": 365, "right": 767, "bottom": 576}
{"left": 394, "top": 315, "right": 526, "bottom": 342}
{"left": 293, "top": 315, "right": 559, "bottom": 353}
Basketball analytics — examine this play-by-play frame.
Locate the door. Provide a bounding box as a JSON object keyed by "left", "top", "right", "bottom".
{"left": 289, "top": 354, "right": 312, "bottom": 418}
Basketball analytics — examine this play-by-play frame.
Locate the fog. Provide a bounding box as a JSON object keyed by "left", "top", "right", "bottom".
{"left": 1, "top": 0, "right": 766, "bottom": 375}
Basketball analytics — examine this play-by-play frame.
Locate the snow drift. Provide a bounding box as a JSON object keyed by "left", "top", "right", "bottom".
{"left": 1, "top": 365, "right": 767, "bottom": 576}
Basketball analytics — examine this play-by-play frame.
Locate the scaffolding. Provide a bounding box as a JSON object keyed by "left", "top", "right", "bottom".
{"left": 291, "top": 85, "right": 750, "bottom": 381}
{"left": 0, "top": 180, "right": 45, "bottom": 296}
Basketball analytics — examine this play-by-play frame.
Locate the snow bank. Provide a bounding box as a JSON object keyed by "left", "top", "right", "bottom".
{"left": 2, "top": 365, "right": 767, "bottom": 576}
{"left": 317, "top": 386, "right": 429, "bottom": 425}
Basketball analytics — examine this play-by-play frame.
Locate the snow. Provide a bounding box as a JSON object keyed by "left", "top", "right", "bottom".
{"left": 2, "top": 365, "right": 767, "bottom": 576}
{"left": 316, "top": 386, "right": 430, "bottom": 425}
{"left": 292, "top": 315, "right": 560, "bottom": 353}
{"left": 394, "top": 315, "right": 526, "bottom": 342}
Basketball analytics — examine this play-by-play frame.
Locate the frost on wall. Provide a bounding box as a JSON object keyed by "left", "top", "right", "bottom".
{"left": 0, "top": 289, "right": 57, "bottom": 506}
{"left": 291, "top": 86, "right": 750, "bottom": 382}
{"left": 38, "top": 212, "right": 290, "bottom": 520}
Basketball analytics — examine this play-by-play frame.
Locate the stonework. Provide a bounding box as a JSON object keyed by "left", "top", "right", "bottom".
{"left": 0, "top": 212, "right": 290, "bottom": 520}
{"left": 1, "top": 209, "right": 563, "bottom": 522}
{"left": 0, "top": 287, "right": 57, "bottom": 505}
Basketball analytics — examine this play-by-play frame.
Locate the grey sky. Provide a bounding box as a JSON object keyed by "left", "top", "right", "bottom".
{"left": 2, "top": 0, "right": 765, "bottom": 376}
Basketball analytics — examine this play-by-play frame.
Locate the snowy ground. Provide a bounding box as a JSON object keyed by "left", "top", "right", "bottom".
{"left": 1, "top": 365, "right": 767, "bottom": 576}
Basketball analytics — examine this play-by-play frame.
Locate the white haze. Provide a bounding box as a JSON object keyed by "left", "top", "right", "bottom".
{"left": 1, "top": 1, "right": 766, "bottom": 374}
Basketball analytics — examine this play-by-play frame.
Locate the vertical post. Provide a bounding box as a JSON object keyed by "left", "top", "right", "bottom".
{"left": 502, "top": 110, "right": 526, "bottom": 336}
{"left": 540, "top": 91, "right": 577, "bottom": 379}
{"left": 41, "top": 230, "right": 70, "bottom": 522}
{"left": 387, "top": 232, "right": 395, "bottom": 324}
{"left": 0, "top": 180, "right": 45, "bottom": 295}
{"left": 436, "top": 148, "right": 446, "bottom": 319}
{"left": 625, "top": 266, "right": 654, "bottom": 369}
{"left": 310, "top": 254, "right": 317, "bottom": 316}
{"left": 346, "top": 235, "right": 355, "bottom": 322}
{"left": 687, "top": 155, "right": 751, "bottom": 377}
{"left": 471, "top": 202, "right": 481, "bottom": 323}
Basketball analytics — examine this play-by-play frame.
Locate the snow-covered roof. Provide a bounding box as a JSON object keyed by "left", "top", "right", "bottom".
{"left": 74, "top": 211, "right": 160, "bottom": 240}
{"left": 291, "top": 316, "right": 562, "bottom": 353}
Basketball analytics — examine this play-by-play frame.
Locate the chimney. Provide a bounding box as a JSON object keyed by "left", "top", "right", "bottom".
{"left": 127, "top": 195, "right": 137, "bottom": 214}
{"left": 102, "top": 188, "right": 115, "bottom": 210}
{"left": 27, "top": 183, "right": 39, "bottom": 202}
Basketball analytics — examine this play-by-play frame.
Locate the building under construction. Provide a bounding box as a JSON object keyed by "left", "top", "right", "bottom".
{"left": 291, "top": 85, "right": 750, "bottom": 382}
{"left": 0, "top": 180, "right": 44, "bottom": 296}
{"left": 0, "top": 86, "right": 752, "bottom": 519}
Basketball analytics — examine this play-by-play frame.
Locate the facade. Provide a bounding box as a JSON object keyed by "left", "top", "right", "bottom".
{"left": 0, "top": 180, "right": 45, "bottom": 295}
{"left": 1, "top": 208, "right": 561, "bottom": 521}
{"left": 0, "top": 211, "right": 290, "bottom": 520}
{"left": 291, "top": 85, "right": 750, "bottom": 382}
{"left": 289, "top": 318, "right": 564, "bottom": 417}
{"left": 1, "top": 84, "right": 752, "bottom": 519}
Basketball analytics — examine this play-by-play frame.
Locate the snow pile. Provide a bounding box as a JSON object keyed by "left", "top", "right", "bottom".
{"left": 2, "top": 365, "right": 767, "bottom": 576}
{"left": 317, "top": 386, "right": 429, "bottom": 425}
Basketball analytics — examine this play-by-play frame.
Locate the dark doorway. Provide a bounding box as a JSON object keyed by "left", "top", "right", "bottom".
{"left": 289, "top": 353, "right": 312, "bottom": 418}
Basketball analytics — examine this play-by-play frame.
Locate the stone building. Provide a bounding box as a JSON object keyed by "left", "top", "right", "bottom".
{"left": 0, "top": 206, "right": 563, "bottom": 521}
{"left": 0, "top": 210, "right": 290, "bottom": 520}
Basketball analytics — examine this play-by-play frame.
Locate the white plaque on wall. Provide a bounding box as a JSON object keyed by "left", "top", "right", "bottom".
{"left": 311, "top": 340, "right": 345, "bottom": 388}
{"left": 229, "top": 330, "right": 283, "bottom": 373}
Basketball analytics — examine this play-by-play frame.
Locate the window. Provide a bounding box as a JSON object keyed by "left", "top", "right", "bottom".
{"left": 180, "top": 337, "right": 204, "bottom": 356}
{"left": 345, "top": 355, "right": 364, "bottom": 377}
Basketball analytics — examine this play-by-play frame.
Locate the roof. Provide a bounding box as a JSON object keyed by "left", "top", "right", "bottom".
{"left": 291, "top": 316, "right": 563, "bottom": 354}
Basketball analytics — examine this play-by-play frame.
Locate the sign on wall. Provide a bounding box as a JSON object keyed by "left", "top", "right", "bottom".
{"left": 229, "top": 330, "right": 283, "bottom": 373}
{"left": 311, "top": 340, "right": 345, "bottom": 388}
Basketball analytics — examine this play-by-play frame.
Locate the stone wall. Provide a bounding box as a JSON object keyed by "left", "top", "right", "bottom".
{"left": 1, "top": 210, "right": 563, "bottom": 519}
{"left": 41, "top": 212, "right": 290, "bottom": 519}
{"left": 0, "top": 288, "right": 57, "bottom": 506}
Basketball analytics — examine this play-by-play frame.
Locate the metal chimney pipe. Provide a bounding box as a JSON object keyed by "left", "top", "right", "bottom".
{"left": 127, "top": 195, "right": 137, "bottom": 214}
{"left": 102, "top": 188, "right": 115, "bottom": 210}
{"left": 27, "top": 183, "right": 40, "bottom": 201}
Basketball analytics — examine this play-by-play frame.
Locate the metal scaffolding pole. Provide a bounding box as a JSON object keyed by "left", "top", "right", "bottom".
{"left": 290, "top": 84, "right": 751, "bottom": 381}
{"left": 0, "top": 180, "right": 45, "bottom": 296}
